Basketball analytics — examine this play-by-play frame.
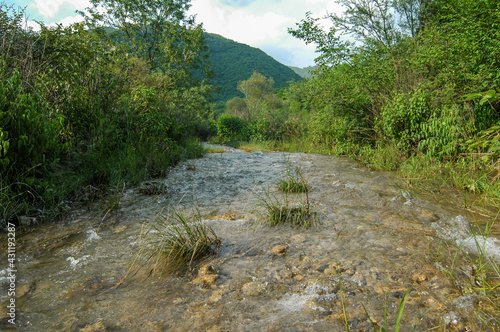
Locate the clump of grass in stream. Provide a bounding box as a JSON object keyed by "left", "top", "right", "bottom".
{"left": 148, "top": 209, "right": 219, "bottom": 275}
{"left": 127, "top": 207, "right": 219, "bottom": 279}
{"left": 258, "top": 157, "right": 314, "bottom": 228}
{"left": 277, "top": 158, "right": 309, "bottom": 194}
{"left": 258, "top": 187, "right": 314, "bottom": 228}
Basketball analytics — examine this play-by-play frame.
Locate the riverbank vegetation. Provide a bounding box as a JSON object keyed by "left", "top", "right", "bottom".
{"left": 2, "top": 0, "right": 499, "bottom": 228}
{"left": 217, "top": 0, "right": 500, "bottom": 218}
{"left": 0, "top": 0, "right": 214, "bottom": 227}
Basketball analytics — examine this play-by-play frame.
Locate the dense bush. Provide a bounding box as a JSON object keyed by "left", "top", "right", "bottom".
{"left": 216, "top": 114, "right": 249, "bottom": 142}
{"left": 0, "top": 2, "right": 214, "bottom": 227}
{"left": 377, "top": 88, "right": 431, "bottom": 151}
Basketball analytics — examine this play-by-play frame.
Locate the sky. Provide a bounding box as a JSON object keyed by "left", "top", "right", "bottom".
{"left": 4, "top": 0, "right": 342, "bottom": 68}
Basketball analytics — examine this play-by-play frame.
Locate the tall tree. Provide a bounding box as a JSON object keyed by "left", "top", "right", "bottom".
{"left": 289, "top": 0, "right": 431, "bottom": 65}
{"left": 81, "top": 0, "right": 207, "bottom": 76}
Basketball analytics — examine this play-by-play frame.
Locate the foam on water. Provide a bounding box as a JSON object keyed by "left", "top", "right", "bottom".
{"left": 432, "top": 215, "right": 500, "bottom": 262}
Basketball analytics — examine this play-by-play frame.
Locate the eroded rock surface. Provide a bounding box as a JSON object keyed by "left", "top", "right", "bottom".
{"left": 1, "top": 147, "right": 498, "bottom": 331}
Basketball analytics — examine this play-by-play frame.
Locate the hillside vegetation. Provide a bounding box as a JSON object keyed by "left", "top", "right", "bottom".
{"left": 0, "top": 1, "right": 214, "bottom": 226}
{"left": 204, "top": 33, "right": 302, "bottom": 102}
{"left": 2, "top": 0, "right": 500, "bottom": 227}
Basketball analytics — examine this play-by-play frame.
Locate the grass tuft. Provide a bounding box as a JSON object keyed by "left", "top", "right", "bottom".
{"left": 258, "top": 187, "right": 314, "bottom": 228}
{"left": 360, "top": 287, "right": 425, "bottom": 332}
{"left": 206, "top": 147, "right": 226, "bottom": 154}
{"left": 277, "top": 157, "right": 309, "bottom": 194}
{"left": 136, "top": 207, "right": 220, "bottom": 277}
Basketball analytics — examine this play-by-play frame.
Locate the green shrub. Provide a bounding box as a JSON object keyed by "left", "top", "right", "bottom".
{"left": 308, "top": 106, "right": 361, "bottom": 154}
{"left": 216, "top": 114, "right": 249, "bottom": 142}
{"left": 0, "top": 64, "right": 64, "bottom": 179}
{"left": 378, "top": 88, "right": 431, "bottom": 152}
{"left": 418, "top": 106, "right": 463, "bottom": 158}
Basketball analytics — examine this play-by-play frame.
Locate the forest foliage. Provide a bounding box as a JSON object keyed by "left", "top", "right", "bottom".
{"left": 2, "top": 0, "right": 500, "bottom": 226}
{"left": 204, "top": 33, "right": 302, "bottom": 102}
{"left": 217, "top": 0, "right": 500, "bottom": 214}
{"left": 0, "top": 0, "right": 213, "bottom": 226}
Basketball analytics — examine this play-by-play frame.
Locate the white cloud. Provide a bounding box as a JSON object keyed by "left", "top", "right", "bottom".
{"left": 34, "top": 0, "right": 90, "bottom": 19}
{"left": 190, "top": 0, "right": 344, "bottom": 67}
{"left": 23, "top": 0, "right": 343, "bottom": 67}
{"left": 35, "top": 0, "right": 63, "bottom": 18}
{"left": 56, "top": 14, "right": 84, "bottom": 27}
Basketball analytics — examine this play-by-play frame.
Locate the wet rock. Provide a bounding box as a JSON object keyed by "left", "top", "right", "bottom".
{"left": 294, "top": 274, "right": 305, "bottom": 281}
{"left": 323, "top": 265, "right": 338, "bottom": 276}
{"left": 411, "top": 271, "right": 429, "bottom": 284}
{"left": 416, "top": 208, "right": 439, "bottom": 223}
{"left": 113, "top": 225, "right": 127, "bottom": 233}
{"left": 17, "top": 283, "right": 33, "bottom": 298}
{"left": 305, "top": 298, "right": 330, "bottom": 314}
{"left": 173, "top": 297, "right": 186, "bottom": 304}
{"left": 290, "top": 234, "right": 306, "bottom": 243}
{"left": 192, "top": 264, "right": 218, "bottom": 287}
{"left": 208, "top": 289, "right": 225, "bottom": 303}
{"left": 271, "top": 244, "right": 289, "bottom": 255}
{"left": 210, "top": 212, "right": 238, "bottom": 220}
{"left": 19, "top": 215, "right": 37, "bottom": 227}
{"left": 198, "top": 263, "right": 215, "bottom": 275}
{"left": 274, "top": 266, "right": 294, "bottom": 282}
{"left": 332, "top": 180, "right": 345, "bottom": 189}
{"left": 80, "top": 320, "right": 106, "bottom": 332}
{"left": 242, "top": 281, "right": 266, "bottom": 296}
{"left": 192, "top": 274, "right": 218, "bottom": 287}
{"left": 138, "top": 180, "right": 167, "bottom": 195}
{"left": 316, "top": 264, "right": 329, "bottom": 273}
{"left": 142, "top": 321, "right": 168, "bottom": 331}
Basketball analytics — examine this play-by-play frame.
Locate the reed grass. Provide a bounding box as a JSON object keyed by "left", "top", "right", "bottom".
{"left": 361, "top": 287, "right": 424, "bottom": 332}
{"left": 277, "top": 158, "right": 309, "bottom": 194}
{"left": 136, "top": 207, "right": 219, "bottom": 277}
{"left": 257, "top": 187, "right": 314, "bottom": 229}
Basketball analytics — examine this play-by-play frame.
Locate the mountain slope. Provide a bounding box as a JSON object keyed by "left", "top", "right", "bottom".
{"left": 289, "top": 65, "right": 317, "bottom": 79}
{"left": 205, "top": 33, "right": 302, "bottom": 102}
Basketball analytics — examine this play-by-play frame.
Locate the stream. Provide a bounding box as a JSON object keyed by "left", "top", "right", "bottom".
{"left": 1, "top": 146, "right": 499, "bottom": 331}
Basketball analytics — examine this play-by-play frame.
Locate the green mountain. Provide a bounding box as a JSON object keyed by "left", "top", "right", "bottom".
{"left": 205, "top": 33, "right": 302, "bottom": 102}
{"left": 289, "top": 65, "right": 317, "bottom": 79}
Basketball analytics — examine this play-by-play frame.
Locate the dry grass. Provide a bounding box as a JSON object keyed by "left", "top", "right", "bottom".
{"left": 206, "top": 147, "right": 226, "bottom": 154}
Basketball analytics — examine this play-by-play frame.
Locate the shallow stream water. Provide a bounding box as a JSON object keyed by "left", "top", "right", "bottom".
{"left": 1, "top": 147, "right": 499, "bottom": 331}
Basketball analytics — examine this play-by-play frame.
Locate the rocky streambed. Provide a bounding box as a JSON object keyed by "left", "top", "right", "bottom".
{"left": 1, "top": 146, "right": 499, "bottom": 331}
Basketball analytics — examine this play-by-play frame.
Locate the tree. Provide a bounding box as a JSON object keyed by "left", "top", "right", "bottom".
{"left": 81, "top": 0, "right": 208, "bottom": 77}
{"left": 289, "top": 0, "right": 430, "bottom": 65}
{"left": 236, "top": 71, "right": 277, "bottom": 121}
{"left": 237, "top": 71, "right": 275, "bottom": 102}
{"left": 394, "top": 0, "right": 431, "bottom": 37}
{"left": 288, "top": 11, "right": 352, "bottom": 66}
{"left": 226, "top": 97, "right": 248, "bottom": 119}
